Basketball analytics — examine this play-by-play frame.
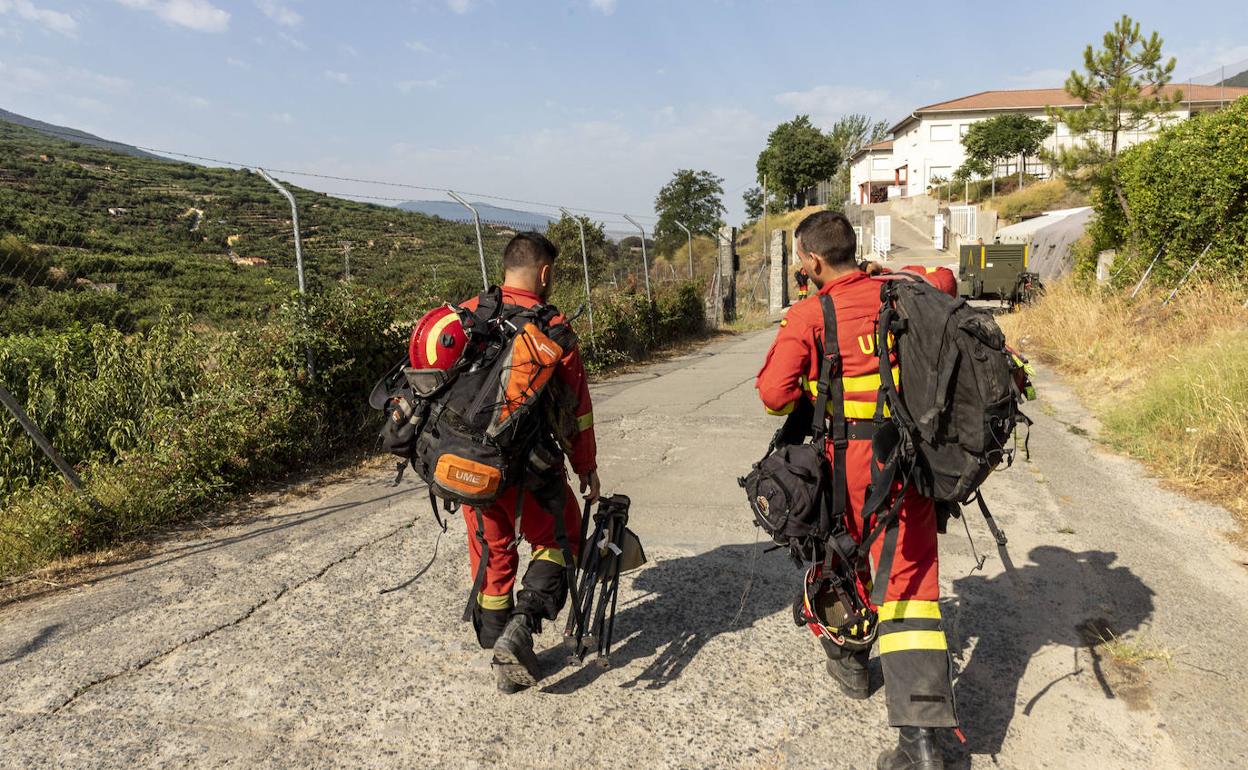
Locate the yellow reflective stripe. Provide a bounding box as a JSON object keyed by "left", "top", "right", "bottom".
{"left": 766, "top": 402, "right": 796, "bottom": 416}
{"left": 577, "top": 412, "right": 594, "bottom": 432}
{"left": 532, "top": 547, "right": 566, "bottom": 567}
{"left": 424, "top": 310, "right": 458, "bottom": 367}
{"left": 1024, "top": 244, "right": 1029, "bottom": 269}
{"left": 980, "top": 245, "right": 986, "bottom": 269}
{"left": 477, "top": 592, "right": 512, "bottom": 610}
{"left": 878, "top": 599, "right": 942, "bottom": 622}
{"left": 878, "top": 630, "right": 948, "bottom": 654}
{"left": 843, "top": 400, "right": 884, "bottom": 419}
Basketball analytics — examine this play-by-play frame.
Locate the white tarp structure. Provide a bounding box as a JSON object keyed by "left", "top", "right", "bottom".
{"left": 994, "top": 206, "right": 1094, "bottom": 280}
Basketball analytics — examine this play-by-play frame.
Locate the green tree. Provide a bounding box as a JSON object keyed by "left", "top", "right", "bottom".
{"left": 742, "top": 186, "right": 763, "bottom": 221}
{"left": 1046, "top": 14, "right": 1180, "bottom": 222}
{"left": 962, "top": 114, "right": 1054, "bottom": 194}
{"left": 756, "top": 115, "right": 840, "bottom": 210}
{"left": 653, "top": 169, "right": 726, "bottom": 256}
{"left": 545, "top": 212, "right": 610, "bottom": 283}
{"left": 826, "top": 114, "right": 889, "bottom": 208}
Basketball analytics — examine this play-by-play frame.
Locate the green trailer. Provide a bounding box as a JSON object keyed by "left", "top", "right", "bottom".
{"left": 958, "top": 243, "right": 1041, "bottom": 306}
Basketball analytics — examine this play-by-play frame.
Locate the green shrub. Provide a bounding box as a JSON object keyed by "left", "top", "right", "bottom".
{"left": 1096, "top": 96, "right": 1248, "bottom": 289}
{"left": 0, "top": 283, "right": 404, "bottom": 576}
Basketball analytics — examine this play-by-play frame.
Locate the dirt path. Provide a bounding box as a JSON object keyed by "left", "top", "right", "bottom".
{"left": 1, "top": 331, "right": 1245, "bottom": 769}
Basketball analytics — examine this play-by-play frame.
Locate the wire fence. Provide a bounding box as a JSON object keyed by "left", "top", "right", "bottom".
{"left": 0, "top": 122, "right": 757, "bottom": 513}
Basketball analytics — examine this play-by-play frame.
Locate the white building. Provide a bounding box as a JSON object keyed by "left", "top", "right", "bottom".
{"left": 846, "top": 139, "right": 894, "bottom": 205}
{"left": 847, "top": 84, "right": 1248, "bottom": 201}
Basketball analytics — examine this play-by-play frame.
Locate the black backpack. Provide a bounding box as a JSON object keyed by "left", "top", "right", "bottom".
{"left": 854, "top": 273, "right": 1030, "bottom": 591}
{"left": 371, "top": 286, "right": 576, "bottom": 507}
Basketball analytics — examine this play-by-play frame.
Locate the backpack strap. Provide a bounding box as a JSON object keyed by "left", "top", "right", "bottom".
{"left": 814, "top": 294, "right": 853, "bottom": 569}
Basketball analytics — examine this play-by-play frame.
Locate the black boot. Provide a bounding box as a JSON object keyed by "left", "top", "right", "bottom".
{"left": 492, "top": 614, "right": 541, "bottom": 688}
{"left": 491, "top": 658, "right": 528, "bottom": 693}
{"left": 876, "top": 726, "right": 944, "bottom": 770}
{"left": 819, "top": 637, "right": 869, "bottom": 700}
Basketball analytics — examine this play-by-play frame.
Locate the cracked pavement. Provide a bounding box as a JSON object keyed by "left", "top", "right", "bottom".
{"left": 2, "top": 330, "right": 1247, "bottom": 768}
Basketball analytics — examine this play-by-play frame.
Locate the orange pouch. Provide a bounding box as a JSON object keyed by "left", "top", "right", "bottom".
{"left": 434, "top": 454, "right": 503, "bottom": 499}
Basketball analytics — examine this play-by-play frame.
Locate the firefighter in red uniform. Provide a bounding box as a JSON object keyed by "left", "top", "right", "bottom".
{"left": 458, "top": 233, "right": 600, "bottom": 692}
{"left": 757, "top": 212, "right": 955, "bottom": 769}
{"left": 794, "top": 265, "right": 811, "bottom": 301}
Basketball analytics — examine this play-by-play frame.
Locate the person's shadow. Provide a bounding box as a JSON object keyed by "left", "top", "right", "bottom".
{"left": 539, "top": 542, "right": 793, "bottom": 694}
{"left": 944, "top": 546, "right": 1155, "bottom": 764}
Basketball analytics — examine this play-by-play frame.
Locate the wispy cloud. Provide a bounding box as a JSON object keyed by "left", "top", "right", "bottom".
{"left": 277, "top": 29, "right": 306, "bottom": 49}
{"left": 589, "top": 0, "right": 617, "bottom": 14}
{"left": 405, "top": 40, "right": 432, "bottom": 54}
{"left": 1173, "top": 42, "right": 1248, "bottom": 81}
{"left": 115, "top": 0, "right": 229, "bottom": 33}
{"left": 396, "top": 78, "right": 439, "bottom": 93}
{"left": 446, "top": 0, "right": 471, "bottom": 14}
{"left": 774, "top": 84, "right": 905, "bottom": 127}
{"left": 0, "top": 0, "right": 77, "bottom": 37}
{"left": 324, "top": 69, "right": 350, "bottom": 85}
{"left": 270, "top": 111, "right": 294, "bottom": 124}
{"left": 225, "top": 56, "right": 250, "bottom": 69}
{"left": 256, "top": 0, "right": 300, "bottom": 27}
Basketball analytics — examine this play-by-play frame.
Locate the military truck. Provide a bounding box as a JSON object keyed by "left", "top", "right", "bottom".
{"left": 957, "top": 243, "right": 1042, "bottom": 306}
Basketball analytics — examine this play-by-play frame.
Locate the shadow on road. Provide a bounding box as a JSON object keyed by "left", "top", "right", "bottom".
{"left": 943, "top": 546, "right": 1155, "bottom": 764}
{"left": 540, "top": 542, "right": 794, "bottom": 694}
{"left": 0, "top": 622, "right": 63, "bottom": 664}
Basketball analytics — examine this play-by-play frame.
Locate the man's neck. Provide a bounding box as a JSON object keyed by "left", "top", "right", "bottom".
{"left": 813, "top": 263, "right": 859, "bottom": 289}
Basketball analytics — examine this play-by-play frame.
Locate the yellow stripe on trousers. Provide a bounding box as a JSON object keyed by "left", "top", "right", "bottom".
{"left": 878, "top": 630, "right": 948, "bottom": 654}
{"left": 877, "top": 599, "right": 942, "bottom": 622}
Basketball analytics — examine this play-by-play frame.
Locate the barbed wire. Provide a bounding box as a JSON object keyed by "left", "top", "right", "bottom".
{"left": 8, "top": 124, "right": 661, "bottom": 223}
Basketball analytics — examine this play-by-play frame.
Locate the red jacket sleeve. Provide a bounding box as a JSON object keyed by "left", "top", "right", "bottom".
{"left": 558, "top": 343, "right": 597, "bottom": 475}
{"left": 756, "top": 311, "right": 813, "bottom": 415}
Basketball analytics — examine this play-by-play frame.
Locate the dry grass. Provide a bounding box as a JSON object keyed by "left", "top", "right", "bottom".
{"left": 984, "top": 179, "right": 1090, "bottom": 223}
{"left": 1096, "top": 628, "right": 1175, "bottom": 668}
{"left": 1001, "top": 280, "right": 1248, "bottom": 531}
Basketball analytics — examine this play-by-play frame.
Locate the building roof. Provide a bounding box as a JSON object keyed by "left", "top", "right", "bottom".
{"left": 891, "top": 84, "right": 1248, "bottom": 133}
{"left": 848, "top": 139, "right": 893, "bottom": 162}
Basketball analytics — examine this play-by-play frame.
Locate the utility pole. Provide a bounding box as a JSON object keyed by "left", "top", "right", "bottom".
{"left": 559, "top": 207, "right": 595, "bottom": 338}
{"left": 340, "top": 241, "right": 352, "bottom": 282}
{"left": 447, "top": 190, "right": 489, "bottom": 290}
{"left": 622, "top": 214, "right": 652, "bottom": 301}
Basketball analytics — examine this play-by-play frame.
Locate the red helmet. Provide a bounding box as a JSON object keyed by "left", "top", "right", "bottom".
{"left": 409, "top": 305, "right": 468, "bottom": 370}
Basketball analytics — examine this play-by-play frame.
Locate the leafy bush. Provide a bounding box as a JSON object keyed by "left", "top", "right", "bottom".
{"left": 1092, "top": 96, "right": 1248, "bottom": 287}
{"left": 0, "top": 283, "right": 404, "bottom": 576}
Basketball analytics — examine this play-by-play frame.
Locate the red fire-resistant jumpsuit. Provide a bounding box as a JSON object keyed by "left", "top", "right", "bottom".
{"left": 756, "top": 270, "right": 957, "bottom": 728}
{"left": 458, "top": 286, "right": 597, "bottom": 648}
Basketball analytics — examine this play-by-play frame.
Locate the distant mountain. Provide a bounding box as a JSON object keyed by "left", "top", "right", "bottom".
{"left": 1219, "top": 68, "right": 1248, "bottom": 88}
{"left": 398, "top": 200, "right": 555, "bottom": 229}
{"left": 0, "top": 108, "right": 167, "bottom": 161}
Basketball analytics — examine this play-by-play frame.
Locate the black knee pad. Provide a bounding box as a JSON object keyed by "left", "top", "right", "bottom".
{"left": 473, "top": 606, "right": 510, "bottom": 649}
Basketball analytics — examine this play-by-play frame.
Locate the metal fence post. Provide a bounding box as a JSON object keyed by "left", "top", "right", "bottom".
{"left": 0, "top": 383, "right": 101, "bottom": 510}
{"left": 675, "top": 221, "right": 693, "bottom": 279}
{"left": 1129, "top": 248, "right": 1165, "bottom": 299}
{"left": 623, "top": 215, "right": 652, "bottom": 302}
{"left": 559, "top": 208, "right": 594, "bottom": 338}
{"left": 1163, "top": 243, "right": 1211, "bottom": 305}
{"left": 256, "top": 168, "right": 314, "bottom": 378}
{"left": 448, "top": 191, "right": 489, "bottom": 290}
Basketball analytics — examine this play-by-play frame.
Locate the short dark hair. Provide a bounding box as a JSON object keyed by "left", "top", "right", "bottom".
{"left": 794, "top": 211, "right": 857, "bottom": 267}
{"left": 503, "top": 231, "right": 558, "bottom": 272}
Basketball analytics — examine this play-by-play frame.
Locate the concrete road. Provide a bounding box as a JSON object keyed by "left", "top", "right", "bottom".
{"left": 2, "top": 330, "right": 1247, "bottom": 769}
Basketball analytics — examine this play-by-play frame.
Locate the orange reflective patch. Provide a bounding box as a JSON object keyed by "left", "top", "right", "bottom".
{"left": 780, "top": 319, "right": 788, "bottom": 327}
{"left": 497, "top": 322, "right": 563, "bottom": 427}
{"left": 435, "top": 455, "right": 502, "bottom": 498}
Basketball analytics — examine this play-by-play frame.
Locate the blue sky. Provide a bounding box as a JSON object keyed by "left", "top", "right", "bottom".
{"left": 1, "top": 0, "right": 1245, "bottom": 225}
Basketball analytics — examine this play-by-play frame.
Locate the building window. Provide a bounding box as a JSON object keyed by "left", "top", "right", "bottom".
{"left": 959, "top": 124, "right": 970, "bottom": 137}
{"left": 872, "top": 156, "right": 892, "bottom": 171}
{"left": 930, "top": 123, "right": 955, "bottom": 141}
